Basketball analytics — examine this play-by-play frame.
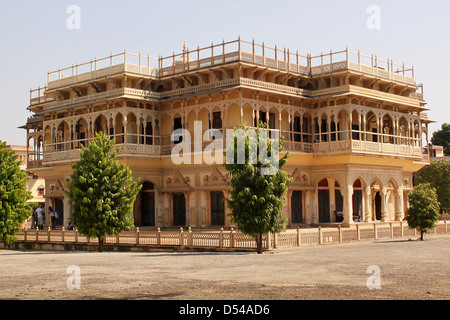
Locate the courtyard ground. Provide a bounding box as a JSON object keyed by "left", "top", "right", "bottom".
{"left": 0, "top": 234, "right": 449, "bottom": 301}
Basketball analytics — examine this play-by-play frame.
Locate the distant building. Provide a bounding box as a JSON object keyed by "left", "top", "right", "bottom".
{"left": 22, "top": 38, "right": 432, "bottom": 229}
{"left": 429, "top": 144, "right": 447, "bottom": 159}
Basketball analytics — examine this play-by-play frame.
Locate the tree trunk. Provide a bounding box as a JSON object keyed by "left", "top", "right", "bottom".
{"left": 256, "top": 232, "right": 263, "bottom": 254}
{"left": 420, "top": 230, "right": 424, "bottom": 241}
{"left": 98, "top": 236, "right": 104, "bottom": 252}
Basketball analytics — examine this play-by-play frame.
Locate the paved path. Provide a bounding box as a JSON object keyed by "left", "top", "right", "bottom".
{"left": 0, "top": 235, "right": 449, "bottom": 300}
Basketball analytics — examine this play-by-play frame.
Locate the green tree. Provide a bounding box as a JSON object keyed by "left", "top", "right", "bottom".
{"left": 415, "top": 160, "right": 450, "bottom": 212}
{"left": 65, "top": 132, "right": 142, "bottom": 252}
{"left": 431, "top": 123, "right": 450, "bottom": 156}
{"left": 0, "top": 142, "right": 32, "bottom": 245}
{"left": 405, "top": 183, "right": 440, "bottom": 241}
{"left": 224, "top": 123, "right": 291, "bottom": 254}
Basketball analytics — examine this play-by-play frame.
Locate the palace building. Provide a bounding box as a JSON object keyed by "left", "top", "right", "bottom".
{"left": 22, "top": 38, "right": 432, "bottom": 229}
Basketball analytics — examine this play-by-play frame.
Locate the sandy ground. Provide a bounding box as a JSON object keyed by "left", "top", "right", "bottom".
{"left": 0, "top": 235, "right": 449, "bottom": 301}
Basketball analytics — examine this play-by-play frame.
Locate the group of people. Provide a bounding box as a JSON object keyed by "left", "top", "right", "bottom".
{"left": 30, "top": 204, "right": 59, "bottom": 230}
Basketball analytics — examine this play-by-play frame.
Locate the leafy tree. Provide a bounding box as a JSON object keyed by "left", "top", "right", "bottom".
{"left": 65, "top": 132, "right": 142, "bottom": 252}
{"left": 224, "top": 122, "right": 291, "bottom": 254}
{"left": 0, "top": 141, "right": 32, "bottom": 245}
{"left": 405, "top": 183, "right": 440, "bottom": 241}
{"left": 415, "top": 160, "right": 450, "bottom": 212}
{"left": 431, "top": 123, "right": 450, "bottom": 156}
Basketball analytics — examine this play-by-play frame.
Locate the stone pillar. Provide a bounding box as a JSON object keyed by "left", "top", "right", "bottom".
{"left": 123, "top": 116, "right": 128, "bottom": 145}
{"left": 364, "top": 186, "right": 371, "bottom": 223}
{"left": 304, "top": 190, "right": 311, "bottom": 225}
{"left": 310, "top": 189, "right": 317, "bottom": 225}
{"left": 342, "top": 185, "right": 354, "bottom": 227}
{"left": 395, "top": 189, "right": 404, "bottom": 221}
{"left": 63, "top": 195, "right": 71, "bottom": 229}
{"left": 381, "top": 187, "right": 388, "bottom": 222}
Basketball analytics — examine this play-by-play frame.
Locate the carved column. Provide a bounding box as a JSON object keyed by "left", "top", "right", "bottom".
{"left": 381, "top": 187, "right": 388, "bottom": 222}
{"left": 364, "top": 186, "right": 371, "bottom": 223}
{"left": 342, "top": 185, "right": 354, "bottom": 226}
{"left": 123, "top": 116, "right": 128, "bottom": 146}
{"left": 278, "top": 110, "right": 282, "bottom": 136}
{"left": 311, "top": 189, "right": 317, "bottom": 225}
{"left": 395, "top": 188, "right": 404, "bottom": 221}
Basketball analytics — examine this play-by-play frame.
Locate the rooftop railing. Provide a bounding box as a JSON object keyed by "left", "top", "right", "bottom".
{"left": 42, "top": 38, "right": 416, "bottom": 91}
{"left": 47, "top": 51, "right": 159, "bottom": 82}
{"left": 29, "top": 86, "right": 54, "bottom": 106}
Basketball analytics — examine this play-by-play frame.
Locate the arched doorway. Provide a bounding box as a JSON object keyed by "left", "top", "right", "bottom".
{"left": 291, "top": 191, "right": 303, "bottom": 224}
{"left": 173, "top": 193, "right": 186, "bottom": 226}
{"left": 318, "top": 179, "right": 330, "bottom": 223}
{"left": 374, "top": 192, "right": 382, "bottom": 221}
{"left": 210, "top": 191, "right": 225, "bottom": 226}
{"left": 352, "top": 179, "right": 363, "bottom": 222}
{"left": 371, "top": 179, "right": 383, "bottom": 221}
{"left": 334, "top": 181, "right": 344, "bottom": 222}
{"left": 140, "top": 182, "right": 155, "bottom": 227}
{"left": 53, "top": 198, "right": 64, "bottom": 227}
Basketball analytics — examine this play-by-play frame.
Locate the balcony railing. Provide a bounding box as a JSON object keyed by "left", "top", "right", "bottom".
{"left": 33, "top": 126, "right": 427, "bottom": 169}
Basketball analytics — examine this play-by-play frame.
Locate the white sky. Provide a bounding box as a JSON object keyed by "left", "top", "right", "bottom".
{"left": 0, "top": 0, "right": 448, "bottom": 145}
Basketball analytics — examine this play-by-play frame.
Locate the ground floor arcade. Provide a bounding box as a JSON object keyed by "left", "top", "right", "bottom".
{"left": 37, "top": 160, "right": 415, "bottom": 230}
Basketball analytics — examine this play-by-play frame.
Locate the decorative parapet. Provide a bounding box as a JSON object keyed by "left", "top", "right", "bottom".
{"left": 41, "top": 143, "right": 162, "bottom": 164}
{"left": 42, "top": 39, "right": 417, "bottom": 92}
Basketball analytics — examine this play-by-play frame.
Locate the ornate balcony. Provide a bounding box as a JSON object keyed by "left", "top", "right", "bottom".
{"left": 33, "top": 124, "right": 427, "bottom": 169}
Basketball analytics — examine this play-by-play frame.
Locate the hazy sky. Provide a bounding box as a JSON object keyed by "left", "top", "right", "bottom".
{"left": 0, "top": 0, "right": 449, "bottom": 145}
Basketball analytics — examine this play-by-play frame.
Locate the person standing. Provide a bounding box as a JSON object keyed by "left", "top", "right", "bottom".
{"left": 31, "top": 207, "right": 37, "bottom": 229}
{"left": 49, "top": 206, "right": 57, "bottom": 229}
{"left": 36, "top": 203, "right": 45, "bottom": 230}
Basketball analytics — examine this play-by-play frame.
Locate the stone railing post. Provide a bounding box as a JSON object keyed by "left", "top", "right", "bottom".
{"left": 318, "top": 226, "right": 323, "bottom": 245}
{"left": 266, "top": 231, "right": 272, "bottom": 249}
{"left": 445, "top": 220, "right": 448, "bottom": 234}
{"left": 24, "top": 228, "right": 28, "bottom": 241}
{"left": 374, "top": 223, "right": 378, "bottom": 240}
{"left": 356, "top": 224, "right": 360, "bottom": 241}
{"left": 62, "top": 227, "right": 65, "bottom": 242}
{"left": 48, "top": 226, "right": 51, "bottom": 242}
{"left": 179, "top": 227, "right": 184, "bottom": 246}
{"left": 219, "top": 228, "right": 224, "bottom": 248}
{"left": 157, "top": 228, "right": 161, "bottom": 245}
{"left": 188, "top": 227, "right": 192, "bottom": 247}
{"left": 75, "top": 228, "right": 79, "bottom": 242}
{"left": 400, "top": 221, "right": 404, "bottom": 238}
{"left": 338, "top": 225, "right": 342, "bottom": 243}
{"left": 274, "top": 233, "right": 278, "bottom": 249}
{"left": 390, "top": 222, "right": 393, "bottom": 238}
{"left": 116, "top": 233, "right": 120, "bottom": 244}
{"left": 136, "top": 227, "right": 140, "bottom": 245}
{"left": 230, "top": 228, "right": 235, "bottom": 248}
{"left": 297, "top": 228, "right": 301, "bottom": 247}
